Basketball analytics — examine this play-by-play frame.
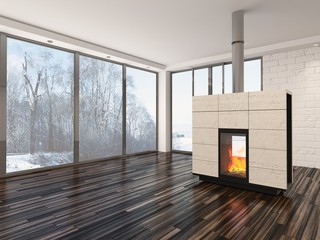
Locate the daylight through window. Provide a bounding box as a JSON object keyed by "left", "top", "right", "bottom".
{"left": 79, "top": 56, "right": 123, "bottom": 161}
{"left": 7, "top": 38, "right": 74, "bottom": 172}
{"left": 126, "top": 67, "right": 157, "bottom": 154}
{"left": 172, "top": 71, "right": 193, "bottom": 151}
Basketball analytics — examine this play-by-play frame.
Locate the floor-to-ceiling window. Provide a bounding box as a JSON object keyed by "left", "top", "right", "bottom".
{"left": 194, "top": 68, "right": 208, "bottom": 96}
{"left": 6, "top": 38, "right": 74, "bottom": 172}
{"left": 79, "top": 55, "right": 123, "bottom": 161}
{"left": 126, "top": 67, "right": 157, "bottom": 154}
{"left": 244, "top": 59, "right": 262, "bottom": 92}
{"left": 212, "top": 65, "right": 223, "bottom": 94}
{"left": 0, "top": 34, "right": 159, "bottom": 175}
{"left": 171, "top": 58, "right": 262, "bottom": 152}
{"left": 224, "top": 59, "right": 262, "bottom": 93}
{"left": 224, "top": 63, "right": 233, "bottom": 93}
{"left": 172, "top": 70, "right": 192, "bottom": 151}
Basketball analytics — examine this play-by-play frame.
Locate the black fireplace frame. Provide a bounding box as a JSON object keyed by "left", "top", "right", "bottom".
{"left": 218, "top": 128, "right": 249, "bottom": 185}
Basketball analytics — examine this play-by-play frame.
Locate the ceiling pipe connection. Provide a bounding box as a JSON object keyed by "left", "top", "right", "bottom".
{"left": 232, "top": 10, "right": 244, "bottom": 93}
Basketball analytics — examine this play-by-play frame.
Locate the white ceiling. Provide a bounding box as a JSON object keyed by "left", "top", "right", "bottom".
{"left": 0, "top": 0, "right": 319, "bottom": 68}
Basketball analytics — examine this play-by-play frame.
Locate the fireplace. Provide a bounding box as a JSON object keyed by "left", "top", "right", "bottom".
{"left": 219, "top": 129, "right": 248, "bottom": 183}
{"left": 191, "top": 11, "right": 292, "bottom": 195}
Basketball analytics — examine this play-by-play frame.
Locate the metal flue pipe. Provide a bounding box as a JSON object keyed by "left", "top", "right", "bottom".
{"left": 232, "top": 10, "right": 244, "bottom": 93}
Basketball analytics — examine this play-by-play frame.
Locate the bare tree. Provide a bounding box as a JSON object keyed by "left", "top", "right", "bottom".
{"left": 22, "top": 52, "right": 42, "bottom": 154}
{"left": 41, "top": 51, "right": 54, "bottom": 151}
{"left": 79, "top": 57, "right": 123, "bottom": 159}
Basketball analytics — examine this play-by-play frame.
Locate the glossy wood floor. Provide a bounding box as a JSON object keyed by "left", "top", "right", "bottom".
{"left": 0, "top": 152, "right": 319, "bottom": 240}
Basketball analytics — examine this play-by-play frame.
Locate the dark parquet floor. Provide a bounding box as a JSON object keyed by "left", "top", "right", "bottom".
{"left": 0, "top": 152, "right": 319, "bottom": 240}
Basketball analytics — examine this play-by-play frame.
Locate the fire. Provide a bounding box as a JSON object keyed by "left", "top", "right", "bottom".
{"left": 227, "top": 145, "right": 246, "bottom": 175}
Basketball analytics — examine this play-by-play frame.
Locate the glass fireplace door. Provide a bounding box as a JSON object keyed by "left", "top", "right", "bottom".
{"left": 219, "top": 129, "right": 248, "bottom": 182}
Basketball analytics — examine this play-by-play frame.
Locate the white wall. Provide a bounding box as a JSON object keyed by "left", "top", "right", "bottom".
{"left": 263, "top": 46, "right": 320, "bottom": 168}
{"left": 158, "top": 71, "right": 171, "bottom": 152}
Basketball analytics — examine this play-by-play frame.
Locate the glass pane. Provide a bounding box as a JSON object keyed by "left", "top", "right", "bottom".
{"left": 172, "top": 71, "right": 192, "bottom": 151}
{"left": 224, "top": 64, "right": 232, "bottom": 93}
{"left": 194, "top": 68, "right": 208, "bottom": 96}
{"left": 223, "top": 59, "right": 261, "bottom": 94}
{"left": 7, "top": 38, "right": 74, "bottom": 172}
{"left": 126, "top": 67, "right": 156, "bottom": 154}
{"left": 244, "top": 59, "right": 261, "bottom": 92}
{"left": 220, "top": 132, "right": 247, "bottom": 178}
{"left": 79, "top": 56, "right": 122, "bottom": 160}
{"left": 212, "top": 66, "right": 223, "bottom": 94}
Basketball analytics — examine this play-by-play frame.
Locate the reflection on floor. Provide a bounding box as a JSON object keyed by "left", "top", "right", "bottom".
{"left": 0, "top": 152, "right": 319, "bottom": 239}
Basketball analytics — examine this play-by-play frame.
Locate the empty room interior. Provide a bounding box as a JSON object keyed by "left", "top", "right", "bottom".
{"left": 0, "top": 0, "right": 320, "bottom": 239}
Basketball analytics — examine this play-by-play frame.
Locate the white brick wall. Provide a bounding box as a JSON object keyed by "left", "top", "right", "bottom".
{"left": 263, "top": 46, "right": 320, "bottom": 169}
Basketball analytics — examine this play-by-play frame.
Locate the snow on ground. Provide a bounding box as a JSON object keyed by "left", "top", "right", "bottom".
{"left": 6, "top": 152, "right": 73, "bottom": 173}
{"left": 172, "top": 125, "right": 192, "bottom": 151}
{"left": 7, "top": 154, "right": 41, "bottom": 172}
{"left": 173, "top": 137, "right": 192, "bottom": 151}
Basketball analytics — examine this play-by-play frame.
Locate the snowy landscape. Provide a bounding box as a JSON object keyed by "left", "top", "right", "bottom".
{"left": 6, "top": 152, "right": 73, "bottom": 172}
{"left": 172, "top": 124, "right": 192, "bottom": 151}
{"left": 6, "top": 38, "right": 156, "bottom": 173}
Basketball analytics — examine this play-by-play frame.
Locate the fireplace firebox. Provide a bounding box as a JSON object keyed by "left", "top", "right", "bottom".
{"left": 219, "top": 129, "right": 248, "bottom": 184}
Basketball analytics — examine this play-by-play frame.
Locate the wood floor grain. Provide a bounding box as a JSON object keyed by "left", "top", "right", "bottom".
{"left": 0, "top": 152, "right": 319, "bottom": 240}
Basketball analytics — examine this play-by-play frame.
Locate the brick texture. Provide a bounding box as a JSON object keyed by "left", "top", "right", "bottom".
{"left": 263, "top": 46, "right": 320, "bottom": 168}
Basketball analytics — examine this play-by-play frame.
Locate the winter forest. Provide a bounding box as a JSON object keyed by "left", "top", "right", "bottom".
{"left": 6, "top": 38, "right": 156, "bottom": 173}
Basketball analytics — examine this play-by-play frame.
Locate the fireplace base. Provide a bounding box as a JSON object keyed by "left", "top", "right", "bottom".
{"left": 197, "top": 174, "right": 286, "bottom": 195}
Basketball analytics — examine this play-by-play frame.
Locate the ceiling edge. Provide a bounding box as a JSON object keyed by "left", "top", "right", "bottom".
{"left": 0, "top": 15, "right": 166, "bottom": 71}
{"left": 166, "top": 35, "right": 320, "bottom": 72}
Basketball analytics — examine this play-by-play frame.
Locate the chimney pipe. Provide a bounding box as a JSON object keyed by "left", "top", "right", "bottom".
{"left": 232, "top": 10, "right": 244, "bottom": 93}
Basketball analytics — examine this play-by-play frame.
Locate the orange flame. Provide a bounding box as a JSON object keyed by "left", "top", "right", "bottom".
{"left": 227, "top": 145, "right": 246, "bottom": 175}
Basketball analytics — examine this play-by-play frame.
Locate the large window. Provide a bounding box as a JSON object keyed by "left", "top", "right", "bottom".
{"left": 126, "top": 67, "right": 157, "bottom": 154}
{"left": 224, "top": 59, "right": 262, "bottom": 93}
{"left": 171, "top": 59, "right": 261, "bottom": 152}
{"left": 224, "top": 64, "right": 233, "bottom": 93}
{"left": 79, "top": 56, "right": 122, "bottom": 160}
{"left": 6, "top": 38, "right": 74, "bottom": 172}
{"left": 0, "top": 35, "right": 159, "bottom": 175}
{"left": 212, "top": 65, "right": 223, "bottom": 94}
{"left": 244, "top": 59, "right": 262, "bottom": 92}
{"left": 172, "top": 71, "right": 192, "bottom": 151}
{"left": 194, "top": 68, "right": 208, "bottom": 96}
